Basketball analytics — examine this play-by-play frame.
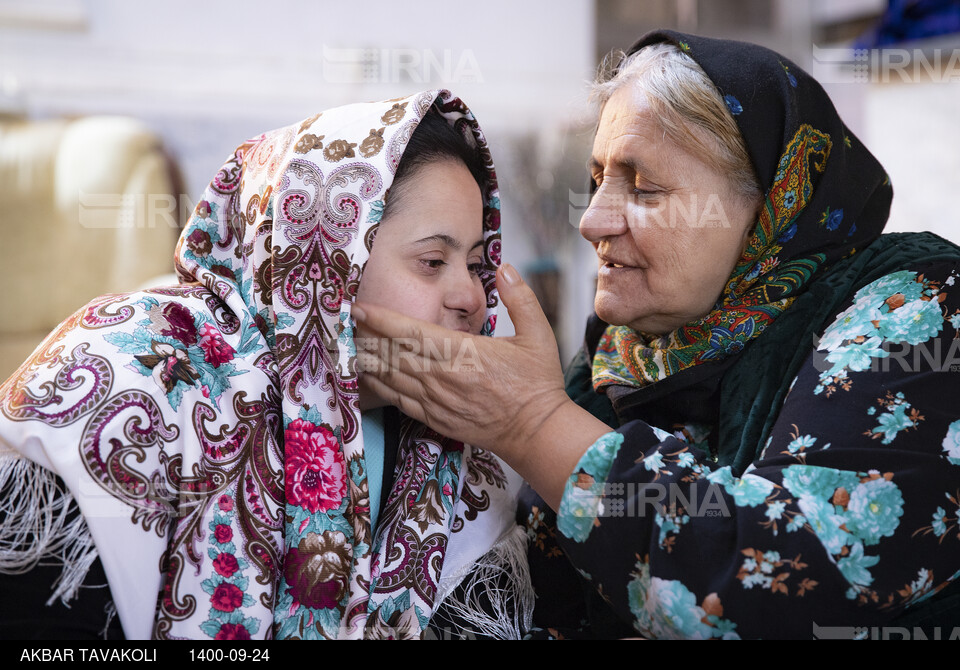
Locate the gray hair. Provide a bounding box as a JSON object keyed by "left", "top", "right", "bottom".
{"left": 592, "top": 43, "right": 762, "bottom": 206}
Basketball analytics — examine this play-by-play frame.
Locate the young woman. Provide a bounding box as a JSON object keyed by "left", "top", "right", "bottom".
{"left": 0, "top": 91, "right": 531, "bottom": 640}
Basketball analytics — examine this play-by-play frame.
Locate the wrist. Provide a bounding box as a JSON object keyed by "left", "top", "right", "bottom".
{"left": 505, "top": 396, "right": 614, "bottom": 511}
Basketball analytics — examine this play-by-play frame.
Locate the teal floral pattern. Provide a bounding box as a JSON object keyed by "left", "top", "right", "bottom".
{"left": 781, "top": 465, "right": 904, "bottom": 595}
{"left": 865, "top": 391, "right": 923, "bottom": 444}
{"left": 558, "top": 432, "right": 623, "bottom": 542}
{"left": 523, "top": 262, "right": 960, "bottom": 639}
{"left": 627, "top": 557, "right": 739, "bottom": 639}
{"left": 942, "top": 421, "right": 960, "bottom": 466}
{"left": 707, "top": 466, "right": 775, "bottom": 507}
{"left": 104, "top": 297, "right": 260, "bottom": 411}
{"left": 815, "top": 270, "right": 956, "bottom": 395}
{"left": 736, "top": 549, "right": 817, "bottom": 596}
{"left": 517, "top": 28, "right": 957, "bottom": 639}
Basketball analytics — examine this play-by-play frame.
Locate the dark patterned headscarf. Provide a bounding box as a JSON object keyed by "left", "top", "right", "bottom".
{"left": 593, "top": 30, "right": 893, "bottom": 389}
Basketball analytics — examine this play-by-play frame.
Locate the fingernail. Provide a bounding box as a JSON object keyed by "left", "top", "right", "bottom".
{"left": 501, "top": 263, "right": 520, "bottom": 286}
{"left": 352, "top": 304, "right": 367, "bottom": 321}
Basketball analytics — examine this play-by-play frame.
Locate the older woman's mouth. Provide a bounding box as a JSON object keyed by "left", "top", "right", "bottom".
{"left": 598, "top": 250, "right": 639, "bottom": 270}
{"left": 599, "top": 256, "right": 638, "bottom": 271}
{"left": 598, "top": 263, "right": 641, "bottom": 283}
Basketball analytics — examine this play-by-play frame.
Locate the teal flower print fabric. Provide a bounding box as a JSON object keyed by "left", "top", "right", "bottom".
{"left": 525, "top": 260, "right": 960, "bottom": 639}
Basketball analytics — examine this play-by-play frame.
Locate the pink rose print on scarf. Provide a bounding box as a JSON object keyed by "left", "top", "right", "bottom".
{"left": 214, "top": 623, "right": 251, "bottom": 640}
{"left": 211, "top": 582, "right": 245, "bottom": 612}
{"left": 198, "top": 323, "right": 236, "bottom": 367}
{"left": 214, "top": 523, "right": 233, "bottom": 544}
{"left": 285, "top": 419, "right": 347, "bottom": 514}
{"left": 146, "top": 301, "right": 199, "bottom": 346}
{"left": 488, "top": 236, "right": 501, "bottom": 265}
{"left": 213, "top": 553, "right": 240, "bottom": 578}
{"left": 200, "top": 491, "right": 259, "bottom": 640}
{"left": 196, "top": 199, "right": 212, "bottom": 219}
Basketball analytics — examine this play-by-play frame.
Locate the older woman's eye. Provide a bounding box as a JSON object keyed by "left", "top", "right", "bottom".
{"left": 419, "top": 259, "right": 446, "bottom": 274}
{"left": 632, "top": 185, "right": 662, "bottom": 200}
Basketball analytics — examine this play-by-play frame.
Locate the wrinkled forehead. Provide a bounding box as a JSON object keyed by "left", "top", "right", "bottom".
{"left": 593, "top": 87, "right": 659, "bottom": 154}
{"left": 591, "top": 88, "right": 700, "bottom": 184}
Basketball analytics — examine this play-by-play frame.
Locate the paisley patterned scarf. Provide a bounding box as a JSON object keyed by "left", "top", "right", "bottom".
{"left": 592, "top": 31, "right": 892, "bottom": 391}
{"left": 0, "top": 90, "right": 524, "bottom": 639}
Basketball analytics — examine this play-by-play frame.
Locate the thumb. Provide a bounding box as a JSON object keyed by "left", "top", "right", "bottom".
{"left": 496, "top": 264, "right": 555, "bottom": 344}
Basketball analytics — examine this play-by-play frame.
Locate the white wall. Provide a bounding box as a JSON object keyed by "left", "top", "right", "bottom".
{"left": 865, "top": 78, "right": 960, "bottom": 243}
{"left": 0, "top": 0, "right": 599, "bottom": 358}
{"left": 0, "top": 0, "right": 595, "bottom": 191}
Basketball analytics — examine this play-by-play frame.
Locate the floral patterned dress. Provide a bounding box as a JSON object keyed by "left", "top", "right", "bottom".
{"left": 522, "top": 261, "right": 960, "bottom": 639}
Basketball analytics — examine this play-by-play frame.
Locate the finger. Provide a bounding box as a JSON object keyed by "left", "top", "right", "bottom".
{"left": 357, "top": 366, "right": 428, "bottom": 425}
{"left": 353, "top": 301, "right": 472, "bottom": 368}
{"left": 354, "top": 333, "right": 416, "bottom": 375}
{"left": 355, "top": 346, "right": 433, "bottom": 396}
{"left": 356, "top": 333, "right": 454, "bottom": 383}
{"left": 496, "top": 264, "right": 557, "bottom": 346}
{"left": 351, "top": 301, "right": 432, "bottom": 342}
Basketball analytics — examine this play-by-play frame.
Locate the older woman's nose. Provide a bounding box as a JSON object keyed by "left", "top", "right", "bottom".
{"left": 579, "top": 189, "right": 628, "bottom": 242}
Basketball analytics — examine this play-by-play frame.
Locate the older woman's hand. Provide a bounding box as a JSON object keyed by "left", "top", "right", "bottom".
{"left": 353, "top": 263, "right": 613, "bottom": 509}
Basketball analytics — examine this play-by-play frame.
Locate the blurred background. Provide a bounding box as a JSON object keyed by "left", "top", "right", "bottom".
{"left": 1, "top": 0, "right": 959, "bottom": 379}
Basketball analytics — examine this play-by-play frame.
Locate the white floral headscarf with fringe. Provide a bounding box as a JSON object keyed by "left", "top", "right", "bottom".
{"left": 0, "top": 89, "right": 531, "bottom": 639}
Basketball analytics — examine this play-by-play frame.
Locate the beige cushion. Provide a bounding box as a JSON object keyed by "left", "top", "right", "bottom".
{"left": 0, "top": 116, "right": 179, "bottom": 379}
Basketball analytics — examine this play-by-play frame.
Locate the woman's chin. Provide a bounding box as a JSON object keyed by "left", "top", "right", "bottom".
{"left": 594, "top": 302, "right": 678, "bottom": 337}
{"left": 595, "top": 294, "right": 648, "bottom": 331}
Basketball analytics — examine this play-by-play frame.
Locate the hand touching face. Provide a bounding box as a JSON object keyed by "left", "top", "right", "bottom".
{"left": 355, "top": 159, "right": 487, "bottom": 409}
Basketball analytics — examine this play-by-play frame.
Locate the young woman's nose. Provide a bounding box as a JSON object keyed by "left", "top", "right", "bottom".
{"left": 579, "top": 186, "right": 629, "bottom": 243}
{"left": 444, "top": 266, "right": 485, "bottom": 317}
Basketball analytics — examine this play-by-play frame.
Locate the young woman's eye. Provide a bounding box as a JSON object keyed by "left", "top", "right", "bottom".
{"left": 419, "top": 258, "right": 446, "bottom": 273}
{"left": 467, "top": 262, "right": 484, "bottom": 277}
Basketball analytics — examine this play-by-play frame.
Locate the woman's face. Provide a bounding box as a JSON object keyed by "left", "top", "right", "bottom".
{"left": 355, "top": 159, "right": 487, "bottom": 406}
{"left": 581, "top": 85, "right": 758, "bottom": 335}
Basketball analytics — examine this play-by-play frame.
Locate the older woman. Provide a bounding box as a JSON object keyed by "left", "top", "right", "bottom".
{"left": 353, "top": 30, "right": 960, "bottom": 638}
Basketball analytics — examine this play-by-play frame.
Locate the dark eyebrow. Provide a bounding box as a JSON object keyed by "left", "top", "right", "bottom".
{"left": 410, "top": 234, "right": 485, "bottom": 252}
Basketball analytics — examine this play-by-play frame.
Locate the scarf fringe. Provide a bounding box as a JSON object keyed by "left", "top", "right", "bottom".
{"left": 0, "top": 451, "right": 100, "bottom": 606}
{"left": 434, "top": 524, "right": 535, "bottom": 640}
{"left": 100, "top": 598, "right": 118, "bottom": 639}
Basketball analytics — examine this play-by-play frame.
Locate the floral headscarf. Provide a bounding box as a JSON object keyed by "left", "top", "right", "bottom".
{"left": 0, "top": 89, "right": 524, "bottom": 639}
{"left": 592, "top": 31, "right": 893, "bottom": 390}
